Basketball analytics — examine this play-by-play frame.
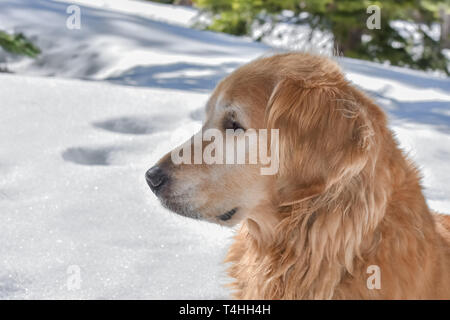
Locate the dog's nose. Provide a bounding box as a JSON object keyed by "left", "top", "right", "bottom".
{"left": 145, "top": 166, "right": 168, "bottom": 191}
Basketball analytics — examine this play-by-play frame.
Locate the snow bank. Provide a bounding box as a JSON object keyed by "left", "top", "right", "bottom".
{"left": 0, "top": 74, "right": 235, "bottom": 299}
{"left": 0, "top": 0, "right": 266, "bottom": 86}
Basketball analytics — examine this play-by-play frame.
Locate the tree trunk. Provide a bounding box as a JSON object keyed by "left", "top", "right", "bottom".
{"left": 335, "top": 28, "right": 363, "bottom": 55}
{"left": 440, "top": 7, "right": 450, "bottom": 49}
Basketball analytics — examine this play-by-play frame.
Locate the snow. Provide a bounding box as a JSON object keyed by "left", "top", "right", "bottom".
{"left": 0, "top": 74, "right": 233, "bottom": 299}
{"left": 0, "top": 0, "right": 449, "bottom": 299}
{"left": 0, "top": 0, "right": 265, "bottom": 83}
{"left": 54, "top": 0, "right": 199, "bottom": 27}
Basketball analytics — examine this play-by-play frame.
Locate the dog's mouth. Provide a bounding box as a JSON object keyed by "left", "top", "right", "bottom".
{"left": 217, "top": 208, "right": 238, "bottom": 221}
{"left": 159, "top": 195, "right": 238, "bottom": 223}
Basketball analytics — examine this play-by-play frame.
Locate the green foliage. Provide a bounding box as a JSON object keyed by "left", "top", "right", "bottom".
{"left": 0, "top": 30, "right": 41, "bottom": 58}
{"left": 194, "top": 0, "right": 450, "bottom": 75}
{"left": 196, "top": 0, "right": 292, "bottom": 34}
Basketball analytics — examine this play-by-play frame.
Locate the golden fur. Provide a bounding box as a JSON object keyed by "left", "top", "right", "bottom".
{"left": 224, "top": 53, "right": 450, "bottom": 299}
{"left": 151, "top": 52, "right": 450, "bottom": 299}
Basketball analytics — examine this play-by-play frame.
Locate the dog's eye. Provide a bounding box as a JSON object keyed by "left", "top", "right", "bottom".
{"left": 224, "top": 118, "right": 244, "bottom": 131}
{"left": 232, "top": 121, "right": 243, "bottom": 131}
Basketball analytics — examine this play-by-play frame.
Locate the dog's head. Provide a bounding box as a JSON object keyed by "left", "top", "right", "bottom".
{"left": 146, "top": 53, "right": 379, "bottom": 226}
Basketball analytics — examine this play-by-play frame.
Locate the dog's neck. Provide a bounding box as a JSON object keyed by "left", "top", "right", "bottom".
{"left": 227, "top": 142, "right": 434, "bottom": 299}
{"left": 245, "top": 179, "right": 388, "bottom": 299}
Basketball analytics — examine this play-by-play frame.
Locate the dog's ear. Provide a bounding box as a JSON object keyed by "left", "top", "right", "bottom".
{"left": 266, "top": 78, "right": 375, "bottom": 205}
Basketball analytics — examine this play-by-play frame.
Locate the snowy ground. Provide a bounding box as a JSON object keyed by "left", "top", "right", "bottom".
{"left": 0, "top": 0, "right": 449, "bottom": 299}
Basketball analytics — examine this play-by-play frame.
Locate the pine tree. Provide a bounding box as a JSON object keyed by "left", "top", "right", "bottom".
{"left": 194, "top": 0, "right": 450, "bottom": 75}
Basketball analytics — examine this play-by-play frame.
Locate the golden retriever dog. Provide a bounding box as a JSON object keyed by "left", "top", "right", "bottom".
{"left": 146, "top": 52, "right": 450, "bottom": 299}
